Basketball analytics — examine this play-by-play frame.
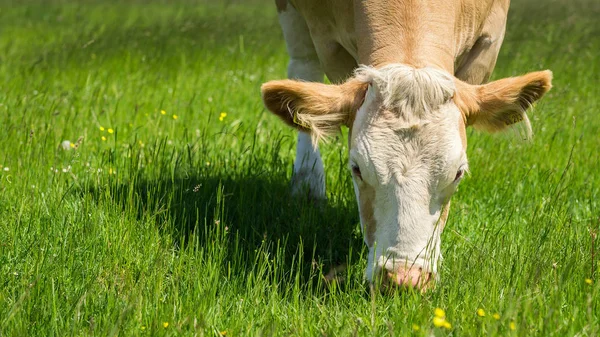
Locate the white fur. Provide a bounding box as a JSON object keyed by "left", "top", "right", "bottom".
{"left": 278, "top": 5, "right": 323, "bottom": 83}
{"left": 279, "top": 4, "right": 327, "bottom": 199}
{"left": 293, "top": 132, "right": 326, "bottom": 198}
{"left": 350, "top": 65, "right": 467, "bottom": 281}
{"left": 354, "top": 64, "right": 456, "bottom": 122}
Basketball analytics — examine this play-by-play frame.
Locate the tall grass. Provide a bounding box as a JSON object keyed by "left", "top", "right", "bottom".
{"left": 0, "top": 0, "right": 598, "bottom": 335}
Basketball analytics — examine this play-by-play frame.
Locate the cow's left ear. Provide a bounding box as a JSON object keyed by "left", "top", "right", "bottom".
{"left": 454, "top": 70, "right": 552, "bottom": 132}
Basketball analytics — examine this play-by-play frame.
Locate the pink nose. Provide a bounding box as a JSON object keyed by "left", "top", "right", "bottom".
{"left": 382, "top": 267, "right": 433, "bottom": 291}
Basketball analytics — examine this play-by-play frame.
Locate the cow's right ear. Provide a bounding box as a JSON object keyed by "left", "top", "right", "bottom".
{"left": 261, "top": 79, "right": 368, "bottom": 145}
{"left": 454, "top": 70, "right": 552, "bottom": 132}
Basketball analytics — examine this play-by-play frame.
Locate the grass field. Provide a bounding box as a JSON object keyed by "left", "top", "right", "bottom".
{"left": 0, "top": 0, "right": 599, "bottom": 335}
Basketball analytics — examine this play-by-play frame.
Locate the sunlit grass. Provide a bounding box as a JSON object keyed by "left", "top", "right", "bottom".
{"left": 0, "top": 0, "right": 598, "bottom": 336}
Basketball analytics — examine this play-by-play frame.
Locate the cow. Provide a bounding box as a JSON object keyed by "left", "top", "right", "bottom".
{"left": 261, "top": 0, "right": 552, "bottom": 290}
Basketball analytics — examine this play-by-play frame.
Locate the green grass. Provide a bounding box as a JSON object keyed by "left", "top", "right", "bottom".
{"left": 0, "top": 0, "right": 598, "bottom": 336}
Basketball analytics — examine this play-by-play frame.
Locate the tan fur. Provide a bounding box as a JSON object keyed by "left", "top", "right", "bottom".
{"left": 268, "top": 1, "right": 553, "bottom": 140}
{"left": 454, "top": 70, "right": 553, "bottom": 132}
{"left": 261, "top": 79, "right": 368, "bottom": 145}
{"left": 288, "top": 0, "right": 509, "bottom": 75}
{"left": 269, "top": 0, "right": 553, "bottom": 288}
{"left": 458, "top": 117, "right": 467, "bottom": 149}
{"left": 439, "top": 201, "right": 451, "bottom": 230}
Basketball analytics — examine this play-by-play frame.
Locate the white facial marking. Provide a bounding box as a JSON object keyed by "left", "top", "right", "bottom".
{"left": 350, "top": 65, "right": 468, "bottom": 282}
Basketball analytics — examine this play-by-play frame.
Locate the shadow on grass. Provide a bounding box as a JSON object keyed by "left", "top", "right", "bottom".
{"left": 85, "top": 170, "right": 364, "bottom": 286}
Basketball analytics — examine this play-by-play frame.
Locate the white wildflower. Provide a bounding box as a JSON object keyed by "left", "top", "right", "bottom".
{"left": 61, "top": 140, "right": 72, "bottom": 150}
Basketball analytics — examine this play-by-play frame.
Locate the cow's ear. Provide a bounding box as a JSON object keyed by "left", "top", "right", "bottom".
{"left": 454, "top": 70, "right": 552, "bottom": 132}
{"left": 261, "top": 79, "right": 368, "bottom": 145}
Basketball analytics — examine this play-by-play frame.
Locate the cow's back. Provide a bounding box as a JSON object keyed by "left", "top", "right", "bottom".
{"left": 284, "top": 0, "right": 509, "bottom": 77}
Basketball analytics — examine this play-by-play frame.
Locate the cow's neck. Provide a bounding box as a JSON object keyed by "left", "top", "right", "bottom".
{"left": 354, "top": 0, "right": 474, "bottom": 72}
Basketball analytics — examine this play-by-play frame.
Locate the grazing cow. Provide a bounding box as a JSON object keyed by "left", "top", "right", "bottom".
{"left": 261, "top": 0, "right": 552, "bottom": 289}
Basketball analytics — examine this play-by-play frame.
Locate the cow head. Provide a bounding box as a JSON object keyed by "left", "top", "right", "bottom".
{"left": 261, "top": 64, "right": 552, "bottom": 290}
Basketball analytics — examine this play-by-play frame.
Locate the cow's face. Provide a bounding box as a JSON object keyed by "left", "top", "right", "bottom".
{"left": 262, "top": 65, "right": 551, "bottom": 290}
{"left": 347, "top": 66, "right": 467, "bottom": 288}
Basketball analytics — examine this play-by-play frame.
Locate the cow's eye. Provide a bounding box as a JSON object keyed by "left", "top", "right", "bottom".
{"left": 351, "top": 164, "right": 362, "bottom": 181}
{"left": 454, "top": 168, "right": 465, "bottom": 182}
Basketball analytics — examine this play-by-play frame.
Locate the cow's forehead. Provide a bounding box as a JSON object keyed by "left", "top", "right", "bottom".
{"left": 350, "top": 64, "right": 460, "bottom": 141}
{"left": 354, "top": 65, "right": 456, "bottom": 116}
{"left": 349, "top": 65, "right": 465, "bottom": 186}
{"left": 350, "top": 104, "right": 464, "bottom": 187}
{"left": 353, "top": 100, "right": 462, "bottom": 151}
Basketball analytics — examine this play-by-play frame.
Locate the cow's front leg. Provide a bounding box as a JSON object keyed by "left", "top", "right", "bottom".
{"left": 292, "top": 132, "right": 325, "bottom": 199}
{"left": 278, "top": 3, "right": 326, "bottom": 199}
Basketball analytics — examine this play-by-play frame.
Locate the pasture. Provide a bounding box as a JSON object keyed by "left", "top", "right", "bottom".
{"left": 0, "top": 0, "right": 598, "bottom": 335}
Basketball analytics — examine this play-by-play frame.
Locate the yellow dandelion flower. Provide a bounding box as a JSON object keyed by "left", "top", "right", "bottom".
{"left": 219, "top": 112, "right": 227, "bottom": 121}
{"left": 99, "top": 126, "right": 105, "bottom": 131}
{"left": 172, "top": 114, "right": 178, "bottom": 120}
{"left": 443, "top": 321, "right": 452, "bottom": 329}
{"left": 220, "top": 331, "right": 227, "bottom": 336}
{"left": 412, "top": 324, "right": 420, "bottom": 331}
{"left": 70, "top": 143, "right": 75, "bottom": 148}
{"left": 434, "top": 308, "right": 446, "bottom": 318}
{"left": 161, "top": 110, "right": 166, "bottom": 115}
{"left": 433, "top": 316, "right": 446, "bottom": 328}
{"left": 163, "top": 322, "right": 169, "bottom": 328}
{"left": 477, "top": 308, "right": 486, "bottom": 317}
{"left": 585, "top": 278, "right": 593, "bottom": 285}
{"left": 493, "top": 313, "right": 501, "bottom": 320}
{"left": 141, "top": 326, "right": 146, "bottom": 331}
{"left": 509, "top": 321, "right": 516, "bottom": 331}
{"left": 101, "top": 136, "right": 107, "bottom": 141}
{"left": 107, "top": 128, "right": 114, "bottom": 134}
